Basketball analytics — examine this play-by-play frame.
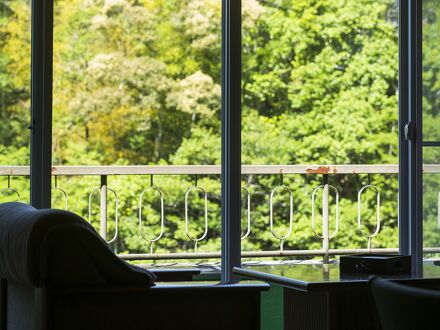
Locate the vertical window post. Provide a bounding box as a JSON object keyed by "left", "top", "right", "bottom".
{"left": 30, "top": 0, "right": 53, "bottom": 209}
{"left": 406, "top": 0, "right": 423, "bottom": 273}
{"left": 399, "top": 0, "right": 409, "bottom": 256}
{"left": 221, "top": 0, "right": 242, "bottom": 283}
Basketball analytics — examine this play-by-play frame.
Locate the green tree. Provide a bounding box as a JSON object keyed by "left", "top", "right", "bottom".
{"left": 0, "top": 0, "right": 405, "bottom": 258}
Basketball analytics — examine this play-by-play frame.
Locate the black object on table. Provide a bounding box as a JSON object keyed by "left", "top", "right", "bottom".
{"left": 234, "top": 262, "right": 440, "bottom": 330}
{"left": 340, "top": 254, "right": 411, "bottom": 274}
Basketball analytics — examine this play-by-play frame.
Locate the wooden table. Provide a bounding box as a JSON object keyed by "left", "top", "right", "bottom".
{"left": 234, "top": 261, "right": 440, "bottom": 330}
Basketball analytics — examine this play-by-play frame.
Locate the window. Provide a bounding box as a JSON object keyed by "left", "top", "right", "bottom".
{"left": 3, "top": 0, "right": 433, "bottom": 278}
{"left": 52, "top": 0, "right": 223, "bottom": 258}
{"left": 241, "top": 0, "right": 399, "bottom": 262}
{"left": 0, "top": 0, "right": 31, "bottom": 203}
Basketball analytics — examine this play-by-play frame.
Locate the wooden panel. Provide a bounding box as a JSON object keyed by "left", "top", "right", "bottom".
{"left": 284, "top": 288, "right": 378, "bottom": 330}
{"left": 284, "top": 289, "right": 329, "bottom": 330}
{"left": 328, "top": 288, "right": 377, "bottom": 330}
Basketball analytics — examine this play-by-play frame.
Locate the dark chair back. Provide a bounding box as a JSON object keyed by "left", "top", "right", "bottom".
{"left": 0, "top": 202, "right": 155, "bottom": 288}
{"left": 369, "top": 276, "right": 440, "bottom": 330}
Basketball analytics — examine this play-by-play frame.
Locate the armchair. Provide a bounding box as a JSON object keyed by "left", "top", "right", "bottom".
{"left": 0, "top": 203, "right": 266, "bottom": 330}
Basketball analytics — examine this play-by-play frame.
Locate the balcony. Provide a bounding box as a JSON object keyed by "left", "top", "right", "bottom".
{"left": 2, "top": 164, "right": 439, "bottom": 265}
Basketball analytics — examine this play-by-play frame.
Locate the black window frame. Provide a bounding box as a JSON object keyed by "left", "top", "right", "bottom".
{"left": 402, "top": 0, "right": 423, "bottom": 273}
{"left": 30, "top": 0, "right": 53, "bottom": 209}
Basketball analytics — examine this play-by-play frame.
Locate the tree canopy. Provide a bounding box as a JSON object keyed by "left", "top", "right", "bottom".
{"left": 2, "top": 0, "right": 438, "bottom": 258}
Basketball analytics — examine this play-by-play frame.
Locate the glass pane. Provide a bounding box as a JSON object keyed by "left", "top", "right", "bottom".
{"left": 423, "top": 0, "right": 440, "bottom": 142}
{"left": 0, "top": 0, "right": 31, "bottom": 203}
{"left": 423, "top": 149, "right": 440, "bottom": 257}
{"left": 53, "top": 0, "right": 221, "bottom": 262}
{"left": 423, "top": 0, "right": 440, "bottom": 257}
{"left": 241, "top": 0, "right": 399, "bottom": 260}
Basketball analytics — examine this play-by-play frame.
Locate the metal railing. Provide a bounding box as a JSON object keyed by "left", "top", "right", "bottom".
{"left": 1, "top": 164, "right": 440, "bottom": 262}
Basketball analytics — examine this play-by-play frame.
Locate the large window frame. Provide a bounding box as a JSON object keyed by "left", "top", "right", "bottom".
{"left": 30, "top": 0, "right": 53, "bottom": 209}
{"left": 28, "top": 0, "right": 425, "bottom": 279}
{"left": 401, "top": 0, "right": 424, "bottom": 273}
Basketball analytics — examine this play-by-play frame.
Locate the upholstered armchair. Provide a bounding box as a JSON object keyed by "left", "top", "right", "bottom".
{"left": 0, "top": 203, "right": 266, "bottom": 330}
{"left": 369, "top": 276, "right": 440, "bottom": 330}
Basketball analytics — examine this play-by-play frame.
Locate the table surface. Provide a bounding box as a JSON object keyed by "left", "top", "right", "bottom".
{"left": 233, "top": 261, "right": 440, "bottom": 291}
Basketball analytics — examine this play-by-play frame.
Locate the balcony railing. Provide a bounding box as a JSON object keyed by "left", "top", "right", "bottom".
{"left": 1, "top": 164, "right": 440, "bottom": 262}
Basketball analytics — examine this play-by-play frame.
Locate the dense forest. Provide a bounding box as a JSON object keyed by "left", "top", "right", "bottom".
{"left": 0, "top": 0, "right": 439, "bottom": 258}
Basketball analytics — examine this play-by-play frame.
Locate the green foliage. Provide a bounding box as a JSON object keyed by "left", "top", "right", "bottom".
{"left": 7, "top": 0, "right": 438, "bottom": 259}
{"left": 0, "top": 1, "right": 30, "bottom": 162}
{"left": 422, "top": 0, "right": 440, "bottom": 249}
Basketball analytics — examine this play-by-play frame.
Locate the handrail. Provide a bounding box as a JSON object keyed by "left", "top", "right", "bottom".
{"left": 2, "top": 164, "right": 440, "bottom": 176}
{"left": 0, "top": 164, "right": 410, "bottom": 176}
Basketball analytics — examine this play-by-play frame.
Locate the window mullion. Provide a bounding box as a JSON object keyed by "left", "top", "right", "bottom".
{"left": 30, "top": 0, "right": 53, "bottom": 209}
{"left": 221, "top": 0, "right": 242, "bottom": 283}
